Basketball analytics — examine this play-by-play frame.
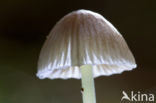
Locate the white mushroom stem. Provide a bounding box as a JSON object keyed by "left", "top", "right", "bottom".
{"left": 80, "top": 65, "right": 96, "bottom": 103}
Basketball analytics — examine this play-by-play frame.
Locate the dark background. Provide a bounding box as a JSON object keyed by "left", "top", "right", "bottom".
{"left": 0, "top": 0, "right": 156, "bottom": 103}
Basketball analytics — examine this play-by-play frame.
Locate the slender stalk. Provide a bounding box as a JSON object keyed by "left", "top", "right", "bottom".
{"left": 80, "top": 65, "right": 96, "bottom": 103}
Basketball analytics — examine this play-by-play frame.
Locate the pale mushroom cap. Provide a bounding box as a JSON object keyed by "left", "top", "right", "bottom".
{"left": 36, "top": 9, "right": 137, "bottom": 79}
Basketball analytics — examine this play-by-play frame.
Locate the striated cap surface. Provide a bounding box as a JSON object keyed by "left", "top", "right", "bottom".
{"left": 36, "top": 9, "right": 137, "bottom": 79}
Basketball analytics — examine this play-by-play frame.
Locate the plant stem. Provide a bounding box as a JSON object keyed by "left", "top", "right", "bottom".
{"left": 80, "top": 65, "right": 96, "bottom": 103}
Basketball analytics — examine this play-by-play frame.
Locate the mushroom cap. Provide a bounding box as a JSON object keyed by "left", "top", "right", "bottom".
{"left": 36, "top": 9, "right": 137, "bottom": 79}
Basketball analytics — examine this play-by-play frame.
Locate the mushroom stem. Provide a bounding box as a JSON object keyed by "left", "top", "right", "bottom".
{"left": 80, "top": 65, "right": 96, "bottom": 103}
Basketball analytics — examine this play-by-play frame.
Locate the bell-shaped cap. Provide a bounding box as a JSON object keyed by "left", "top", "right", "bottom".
{"left": 36, "top": 9, "right": 137, "bottom": 79}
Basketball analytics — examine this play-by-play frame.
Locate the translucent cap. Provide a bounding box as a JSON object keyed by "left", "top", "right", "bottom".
{"left": 36, "top": 9, "right": 137, "bottom": 79}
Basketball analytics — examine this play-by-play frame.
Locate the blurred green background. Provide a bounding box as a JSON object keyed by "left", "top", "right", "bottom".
{"left": 0, "top": 0, "right": 156, "bottom": 103}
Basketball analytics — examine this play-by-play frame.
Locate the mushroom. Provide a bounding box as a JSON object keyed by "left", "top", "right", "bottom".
{"left": 36, "top": 9, "right": 137, "bottom": 103}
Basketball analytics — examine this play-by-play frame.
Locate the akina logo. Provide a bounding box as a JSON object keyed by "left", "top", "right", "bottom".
{"left": 121, "top": 91, "right": 155, "bottom": 102}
